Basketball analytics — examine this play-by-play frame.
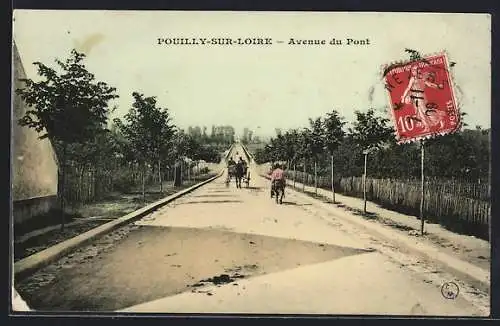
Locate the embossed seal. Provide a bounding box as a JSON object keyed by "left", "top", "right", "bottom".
{"left": 441, "top": 281, "right": 460, "bottom": 300}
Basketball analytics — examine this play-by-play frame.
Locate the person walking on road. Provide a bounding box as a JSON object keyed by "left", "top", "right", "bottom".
{"left": 269, "top": 163, "right": 286, "bottom": 198}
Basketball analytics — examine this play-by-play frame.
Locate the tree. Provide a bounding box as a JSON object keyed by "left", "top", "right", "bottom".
{"left": 297, "top": 128, "right": 314, "bottom": 192}
{"left": 332, "top": 134, "right": 362, "bottom": 177}
{"left": 183, "top": 134, "right": 203, "bottom": 181}
{"left": 349, "top": 108, "right": 394, "bottom": 212}
{"left": 68, "top": 130, "right": 121, "bottom": 199}
{"left": 171, "top": 129, "right": 190, "bottom": 186}
{"left": 323, "top": 110, "right": 346, "bottom": 203}
{"left": 283, "top": 129, "right": 301, "bottom": 187}
{"left": 15, "top": 49, "right": 118, "bottom": 229}
{"left": 405, "top": 48, "right": 422, "bottom": 61}
{"left": 155, "top": 112, "right": 175, "bottom": 193}
{"left": 114, "top": 92, "right": 174, "bottom": 200}
{"left": 308, "top": 117, "right": 326, "bottom": 195}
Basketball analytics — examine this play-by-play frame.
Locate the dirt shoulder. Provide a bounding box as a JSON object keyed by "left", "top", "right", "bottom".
{"left": 256, "top": 165, "right": 490, "bottom": 272}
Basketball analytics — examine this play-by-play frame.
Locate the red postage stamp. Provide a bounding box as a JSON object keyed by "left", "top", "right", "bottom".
{"left": 383, "top": 53, "right": 461, "bottom": 144}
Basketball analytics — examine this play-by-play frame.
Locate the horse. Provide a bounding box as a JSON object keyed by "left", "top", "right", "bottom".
{"left": 271, "top": 179, "right": 285, "bottom": 204}
{"left": 234, "top": 163, "right": 245, "bottom": 188}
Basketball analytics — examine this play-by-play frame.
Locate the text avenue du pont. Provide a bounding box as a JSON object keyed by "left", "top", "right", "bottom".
{"left": 156, "top": 37, "right": 371, "bottom": 46}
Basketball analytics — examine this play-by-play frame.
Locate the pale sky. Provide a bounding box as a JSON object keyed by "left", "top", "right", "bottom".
{"left": 12, "top": 10, "right": 491, "bottom": 138}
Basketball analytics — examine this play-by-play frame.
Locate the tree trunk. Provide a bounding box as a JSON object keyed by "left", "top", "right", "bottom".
{"left": 314, "top": 160, "right": 318, "bottom": 196}
{"left": 302, "top": 159, "right": 306, "bottom": 192}
{"left": 59, "top": 144, "right": 67, "bottom": 231}
{"left": 174, "top": 162, "right": 181, "bottom": 187}
{"left": 158, "top": 159, "right": 163, "bottom": 193}
{"left": 181, "top": 160, "right": 184, "bottom": 185}
{"left": 92, "top": 168, "right": 96, "bottom": 202}
{"left": 363, "top": 153, "right": 368, "bottom": 214}
{"left": 142, "top": 163, "right": 146, "bottom": 202}
{"left": 293, "top": 163, "right": 296, "bottom": 188}
{"left": 331, "top": 155, "right": 335, "bottom": 204}
{"left": 79, "top": 166, "right": 84, "bottom": 203}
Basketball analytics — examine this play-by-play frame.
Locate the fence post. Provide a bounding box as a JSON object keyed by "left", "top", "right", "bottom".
{"left": 141, "top": 163, "right": 146, "bottom": 202}
{"left": 302, "top": 159, "right": 306, "bottom": 192}
{"left": 158, "top": 159, "right": 163, "bottom": 193}
{"left": 331, "top": 154, "right": 335, "bottom": 203}
{"left": 363, "top": 151, "right": 368, "bottom": 214}
{"left": 314, "top": 160, "right": 318, "bottom": 196}
{"left": 293, "top": 163, "right": 296, "bottom": 188}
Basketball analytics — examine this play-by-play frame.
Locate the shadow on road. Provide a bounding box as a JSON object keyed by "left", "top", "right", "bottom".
{"left": 279, "top": 201, "right": 313, "bottom": 206}
{"left": 180, "top": 200, "right": 244, "bottom": 205}
{"left": 18, "top": 226, "right": 378, "bottom": 311}
{"left": 193, "top": 194, "right": 237, "bottom": 198}
{"left": 245, "top": 186, "right": 263, "bottom": 190}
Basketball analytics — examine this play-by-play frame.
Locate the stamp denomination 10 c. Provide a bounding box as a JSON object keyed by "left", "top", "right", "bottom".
{"left": 383, "top": 53, "right": 461, "bottom": 144}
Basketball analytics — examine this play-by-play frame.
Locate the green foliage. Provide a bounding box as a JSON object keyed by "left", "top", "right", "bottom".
{"left": 254, "top": 107, "right": 490, "bottom": 182}
{"left": 112, "top": 168, "right": 141, "bottom": 192}
{"left": 297, "top": 128, "right": 314, "bottom": 160}
{"left": 349, "top": 108, "right": 393, "bottom": 152}
{"left": 114, "top": 92, "right": 175, "bottom": 165}
{"left": 404, "top": 48, "right": 422, "bottom": 61}
{"left": 196, "top": 145, "right": 222, "bottom": 163}
{"left": 199, "top": 167, "right": 210, "bottom": 174}
{"left": 15, "top": 49, "right": 122, "bottom": 229}
{"left": 16, "top": 49, "right": 118, "bottom": 153}
{"left": 283, "top": 129, "right": 301, "bottom": 163}
{"left": 425, "top": 129, "right": 490, "bottom": 180}
{"left": 308, "top": 117, "right": 326, "bottom": 159}
{"left": 15, "top": 48, "right": 231, "bottom": 210}
{"left": 323, "top": 110, "right": 346, "bottom": 154}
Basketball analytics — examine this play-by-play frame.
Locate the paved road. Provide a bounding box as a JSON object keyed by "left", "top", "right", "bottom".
{"left": 16, "top": 145, "right": 488, "bottom": 316}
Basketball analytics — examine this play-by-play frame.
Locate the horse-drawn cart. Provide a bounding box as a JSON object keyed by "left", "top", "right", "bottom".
{"left": 226, "top": 165, "right": 236, "bottom": 186}
{"left": 242, "top": 169, "right": 250, "bottom": 187}
{"left": 226, "top": 164, "right": 250, "bottom": 188}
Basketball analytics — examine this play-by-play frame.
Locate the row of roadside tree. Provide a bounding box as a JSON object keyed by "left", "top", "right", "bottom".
{"left": 15, "top": 49, "right": 229, "bottom": 229}
{"left": 253, "top": 108, "right": 490, "bottom": 240}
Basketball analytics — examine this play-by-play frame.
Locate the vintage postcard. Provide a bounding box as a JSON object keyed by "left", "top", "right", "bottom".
{"left": 11, "top": 10, "right": 491, "bottom": 316}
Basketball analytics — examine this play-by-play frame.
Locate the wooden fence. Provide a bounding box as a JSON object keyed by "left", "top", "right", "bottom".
{"left": 286, "top": 170, "right": 491, "bottom": 239}
{"left": 62, "top": 161, "right": 202, "bottom": 206}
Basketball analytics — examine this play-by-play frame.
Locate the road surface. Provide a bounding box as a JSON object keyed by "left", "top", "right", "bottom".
{"left": 16, "top": 144, "right": 489, "bottom": 316}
